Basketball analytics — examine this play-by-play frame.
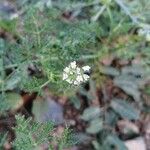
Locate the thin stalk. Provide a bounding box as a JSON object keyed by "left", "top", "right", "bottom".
{"left": 71, "top": 0, "right": 100, "bottom": 10}
{"left": 107, "top": 6, "right": 113, "bottom": 26}
{"left": 115, "top": 0, "right": 139, "bottom": 24}
{"left": 40, "top": 80, "right": 50, "bottom": 89}
{"left": 32, "top": 14, "right": 41, "bottom": 48}
{"left": 54, "top": 0, "right": 101, "bottom": 10}
{"left": 0, "top": 44, "right": 5, "bottom": 97}
{"left": 91, "top": 5, "right": 106, "bottom": 22}
{"left": 4, "top": 53, "right": 100, "bottom": 70}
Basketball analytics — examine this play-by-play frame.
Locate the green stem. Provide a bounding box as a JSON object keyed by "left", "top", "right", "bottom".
{"left": 54, "top": 0, "right": 101, "bottom": 10}
{"left": 107, "top": 6, "right": 113, "bottom": 26}
{"left": 115, "top": 0, "right": 138, "bottom": 24}
{"left": 91, "top": 5, "right": 106, "bottom": 22}
{"left": 32, "top": 14, "right": 41, "bottom": 48}
{"left": 4, "top": 53, "right": 99, "bottom": 70}
{"left": 40, "top": 80, "right": 50, "bottom": 89}
{"left": 0, "top": 43, "right": 5, "bottom": 97}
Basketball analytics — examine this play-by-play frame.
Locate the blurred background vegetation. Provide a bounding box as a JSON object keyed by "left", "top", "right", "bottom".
{"left": 0, "top": 0, "right": 150, "bottom": 150}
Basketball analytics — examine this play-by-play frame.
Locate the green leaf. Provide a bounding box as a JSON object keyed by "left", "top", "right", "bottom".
{"left": 74, "top": 132, "right": 92, "bottom": 144}
{"left": 70, "top": 96, "right": 81, "bottom": 109}
{"left": 0, "top": 133, "right": 7, "bottom": 148}
{"left": 4, "top": 93, "right": 23, "bottom": 110}
{"left": 81, "top": 106, "right": 101, "bottom": 121}
{"left": 92, "top": 140, "right": 101, "bottom": 150}
{"left": 13, "top": 115, "right": 54, "bottom": 150}
{"left": 86, "top": 118, "right": 103, "bottom": 134}
{"left": 89, "top": 79, "right": 98, "bottom": 101}
{"left": 121, "top": 65, "right": 145, "bottom": 77}
{"left": 13, "top": 115, "right": 74, "bottom": 150}
{"left": 0, "top": 20, "right": 17, "bottom": 33}
{"left": 114, "top": 75, "right": 141, "bottom": 101}
{"left": 5, "top": 72, "right": 21, "bottom": 90}
{"left": 101, "top": 66, "right": 120, "bottom": 76}
{"left": 144, "top": 86, "right": 150, "bottom": 95}
{"left": 110, "top": 98, "right": 140, "bottom": 120}
{"left": 105, "top": 110, "right": 119, "bottom": 126}
{"left": 104, "top": 134, "right": 127, "bottom": 150}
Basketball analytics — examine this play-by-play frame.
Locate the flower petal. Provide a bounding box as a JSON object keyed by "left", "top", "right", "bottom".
{"left": 83, "top": 74, "right": 90, "bottom": 81}
{"left": 64, "top": 67, "right": 70, "bottom": 73}
{"left": 76, "top": 75, "right": 84, "bottom": 82}
{"left": 73, "top": 81, "right": 80, "bottom": 85}
{"left": 82, "top": 66, "right": 91, "bottom": 71}
{"left": 76, "top": 67, "right": 81, "bottom": 74}
{"left": 70, "top": 61, "right": 76, "bottom": 69}
{"left": 63, "top": 73, "right": 68, "bottom": 80}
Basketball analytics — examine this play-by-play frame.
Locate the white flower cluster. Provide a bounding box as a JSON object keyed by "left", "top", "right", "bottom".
{"left": 63, "top": 61, "right": 91, "bottom": 85}
{"left": 138, "top": 28, "right": 150, "bottom": 42}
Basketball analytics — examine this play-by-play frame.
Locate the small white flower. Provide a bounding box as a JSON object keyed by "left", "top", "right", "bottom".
{"left": 76, "top": 75, "right": 84, "bottom": 82}
{"left": 73, "top": 80, "right": 80, "bottom": 85}
{"left": 76, "top": 67, "right": 81, "bottom": 74}
{"left": 69, "top": 71, "right": 73, "bottom": 75}
{"left": 63, "top": 73, "right": 68, "bottom": 80}
{"left": 83, "top": 74, "right": 90, "bottom": 80}
{"left": 70, "top": 61, "right": 76, "bottom": 69}
{"left": 62, "top": 61, "right": 90, "bottom": 85}
{"left": 82, "top": 66, "right": 91, "bottom": 72}
{"left": 64, "top": 67, "right": 70, "bottom": 73}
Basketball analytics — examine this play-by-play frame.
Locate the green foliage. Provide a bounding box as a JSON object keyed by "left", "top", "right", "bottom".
{"left": 0, "top": 93, "right": 22, "bottom": 113}
{"left": 80, "top": 106, "right": 101, "bottom": 121}
{"left": 13, "top": 115, "right": 73, "bottom": 150}
{"left": 0, "top": 0, "right": 150, "bottom": 149}
{"left": 56, "top": 127, "right": 75, "bottom": 150}
{"left": 1, "top": 0, "right": 150, "bottom": 96}
{"left": 2, "top": 5, "right": 101, "bottom": 95}
{"left": 13, "top": 115, "right": 54, "bottom": 150}
{"left": 0, "top": 133, "right": 7, "bottom": 149}
{"left": 79, "top": 77, "right": 142, "bottom": 149}
{"left": 110, "top": 98, "right": 140, "bottom": 120}
{"left": 0, "top": 96, "right": 9, "bottom": 113}
{"left": 103, "top": 134, "right": 128, "bottom": 150}
{"left": 0, "top": 19, "right": 17, "bottom": 33}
